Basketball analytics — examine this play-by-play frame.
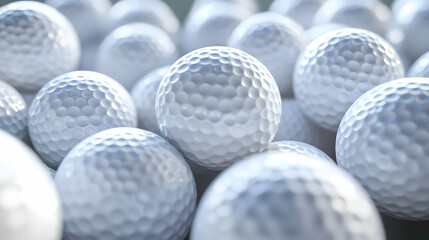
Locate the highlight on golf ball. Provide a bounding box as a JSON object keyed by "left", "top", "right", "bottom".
{"left": 0, "top": 0, "right": 428, "bottom": 240}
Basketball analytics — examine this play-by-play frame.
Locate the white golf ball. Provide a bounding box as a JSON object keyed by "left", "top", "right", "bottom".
{"left": 0, "top": 1, "right": 80, "bottom": 92}
{"left": 228, "top": 12, "right": 306, "bottom": 98}
{"left": 294, "top": 28, "right": 404, "bottom": 131}
{"left": 28, "top": 71, "right": 137, "bottom": 169}
{"left": 266, "top": 140, "right": 335, "bottom": 164}
{"left": 180, "top": 1, "right": 253, "bottom": 54}
{"left": 408, "top": 52, "right": 429, "bottom": 78}
{"left": 313, "top": 0, "right": 390, "bottom": 37}
{"left": 269, "top": 0, "right": 326, "bottom": 29}
{"left": 387, "top": 0, "right": 429, "bottom": 63}
{"left": 97, "top": 23, "right": 178, "bottom": 90}
{"left": 190, "top": 0, "right": 259, "bottom": 14}
{"left": 55, "top": 127, "right": 197, "bottom": 240}
{"left": 156, "top": 46, "right": 282, "bottom": 170}
{"left": 45, "top": 0, "right": 111, "bottom": 43}
{"left": 336, "top": 78, "right": 429, "bottom": 220}
{"left": 0, "top": 130, "right": 62, "bottom": 240}
{"left": 274, "top": 99, "right": 336, "bottom": 156}
{"left": 191, "top": 151, "right": 385, "bottom": 240}
{"left": 108, "top": 0, "right": 180, "bottom": 40}
{"left": 131, "top": 66, "right": 169, "bottom": 135}
{"left": 0, "top": 81, "right": 27, "bottom": 140}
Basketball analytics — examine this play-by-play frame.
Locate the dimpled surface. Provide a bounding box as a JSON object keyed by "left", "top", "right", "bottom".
{"left": 0, "top": 1, "right": 80, "bottom": 92}
{"left": 274, "top": 100, "right": 335, "bottom": 155}
{"left": 408, "top": 51, "right": 429, "bottom": 78}
{"left": 0, "top": 130, "right": 62, "bottom": 240}
{"left": 313, "top": 0, "right": 390, "bottom": 37}
{"left": 97, "top": 23, "right": 178, "bottom": 90}
{"left": 191, "top": 151, "right": 384, "bottom": 240}
{"left": 0, "top": 81, "right": 27, "bottom": 140}
{"left": 156, "top": 47, "right": 282, "bottom": 170}
{"left": 46, "top": 0, "right": 111, "bottom": 43}
{"left": 180, "top": 2, "right": 253, "bottom": 54}
{"left": 56, "top": 127, "right": 197, "bottom": 240}
{"left": 294, "top": 28, "right": 404, "bottom": 131}
{"left": 269, "top": 0, "right": 326, "bottom": 29}
{"left": 131, "top": 66, "right": 169, "bottom": 135}
{"left": 108, "top": 0, "right": 180, "bottom": 39}
{"left": 336, "top": 78, "right": 429, "bottom": 220}
{"left": 387, "top": 0, "right": 429, "bottom": 63}
{"left": 29, "top": 71, "right": 137, "bottom": 169}
{"left": 266, "top": 140, "right": 335, "bottom": 164}
{"left": 228, "top": 13, "right": 306, "bottom": 97}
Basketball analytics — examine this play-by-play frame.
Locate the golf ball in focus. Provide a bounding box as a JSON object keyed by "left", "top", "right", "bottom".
{"left": 55, "top": 127, "right": 197, "bottom": 240}
{"left": 336, "top": 78, "right": 429, "bottom": 220}
{"left": 156, "top": 46, "right": 282, "bottom": 170}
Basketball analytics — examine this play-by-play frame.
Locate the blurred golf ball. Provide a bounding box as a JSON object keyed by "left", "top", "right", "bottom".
{"left": 0, "top": 81, "right": 28, "bottom": 140}
{"left": 190, "top": 0, "right": 259, "bottom": 14}
{"left": 306, "top": 23, "right": 346, "bottom": 41}
{"left": 313, "top": 0, "right": 390, "bottom": 37}
{"left": 0, "top": 130, "right": 62, "bottom": 240}
{"left": 228, "top": 12, "right": 306, "bottom": 98}
{"left": 192, "top": 151, "right": 384, "bottom": 240}
{"left": 269, "top": 0, "right": 326, "bottom": 29}
{"left": 156, "top": 46, "right": 281, "bottom": 170}
{"left": 28, "top": 71, "right": 137, "bottom": 169}
{"left": 108, "top": 0, "right": 180, "bottom": 40}
{"left": 336, "top": 78, "right": 429, "bottom": 220}
{"left": 180, "top": 1, "right": 253, "bottom": 54}
{"left": 45, "top": 0, "right": 111, "bottom": 43}
{"left": 97, "top": 23, "right": 178, "bottom": 90}
{"left": 0, "top": 1, "right": 80, "bottom": 92}
{"left": 294, "top": 28, "right": 404, "bottom": 131}
{"left": 387, "top": 0, "right": 429, "bottom": 63}
{"left": 131, "top": 65, "right": 169, "bottom": 135}
{"left": 408, "top": 51, "right": 429, "bottom": 78}
{"left": 56, "top": 127, "right": 197, "bottom": 240}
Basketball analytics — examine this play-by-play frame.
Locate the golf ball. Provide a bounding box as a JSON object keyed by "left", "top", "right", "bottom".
{"left": 97, "top": 23, "right": 178, "bottom": 90}
{"left": 387, "top": 0, "right": 429, "bottom": 63}
{"left": 156, "top": 46, "right": 282, "bottom": 170}
{"left": 131, "top": 66, "right": 169, "bottom": 135}
{"left": 0, "top": 81, "right": 28, "bottom": 140}
{"left": 0, "top": 1, "right": 80, "bottom": 92}
{"left": 228, "top": 12, "right": 306, "bottom": 98}
{"left": 192, "top": 151, "right": 384, "bottom": 240}
{"left": 408, "top": 51, "right": 429, "bottom": 78}
{"left": 190, "top": 0, "right": 259, "bottom": 14}
{"left": 269, "top": 0, "right": 326, "bottom": 29}
{"left": 45, "top": 0, "right": 111, "bottom": 43}
{"left": 313, "top": 0, "right": 390, "bottom": 37}
{"left": 294, "top": 28, "right": 404, "bottom": 131}
{"left": 266, "top": 140, "right": 335, "bottom": 164}
{"left": 28, "top": 71, "right": 137, "bottom": 169}
{"left": 0, "top": 130, "right": 62, "bottom": 240}
{"left": 108, "top": 0, "right": 180, "bottom": 40}
{"left": 180, "top": 1, "right": 253, "bottom": 54}
{"left": 336, "top": 78, "right": 429, "bottom": 220}
{"left": 274, "top": 99, "right": 335, "bottom": 155}
{"left": 56, "top": 127, "right": 197, "bottom": 240}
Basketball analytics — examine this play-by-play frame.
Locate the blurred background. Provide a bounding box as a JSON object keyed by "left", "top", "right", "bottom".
{"left": 0, "top": 0, "right": 396, "bottom": 19}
